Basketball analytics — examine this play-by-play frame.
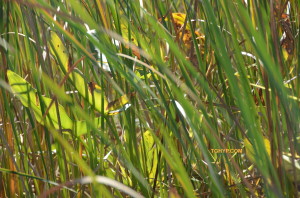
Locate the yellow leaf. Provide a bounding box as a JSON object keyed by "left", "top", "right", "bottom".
{"left": 164, "top": 13, "right": 205, "bottom": 49}
{"left": 140, "top": 130, "right": 158, "bottom": 182}
{"left": 244, "top": 137, "right": 271, "bottom": 163}
{"left": 120, "top": 23, "right": 141, "bottom": 58}
{"left": 106, "top": 92, "right": 135, "bottom": 115}
{"left": 50, "top": 31, "right": 70, "bottom": 72}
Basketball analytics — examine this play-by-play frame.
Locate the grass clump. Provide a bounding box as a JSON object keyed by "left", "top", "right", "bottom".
{"left": 0, "top": 0, "right": 299, "bottom": 197}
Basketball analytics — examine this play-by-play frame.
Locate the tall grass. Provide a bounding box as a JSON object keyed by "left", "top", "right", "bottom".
{"left": 0, "top": 0, "right": 299, "bottom": 197}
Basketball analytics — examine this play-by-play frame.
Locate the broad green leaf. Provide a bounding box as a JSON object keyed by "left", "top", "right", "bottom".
{"left": 73, "top": 118, "right": 101, "bottom": 136}
{"left": 50, "top": 32, "right": 134, "bottom": 115}
{"left": 50, "top": 32, "right": 69, "bottom": 72}
{"left": 140, "top": 130, "right": 158, "bottom": 181}
{"left": 7, "top": 70, "right": 73, "bottom": 130}
{"left": 7, "top": 70, "right": 102, "bottom": 136}
{"left": 50, "top": 31, "right": 108, "bottom": 113}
